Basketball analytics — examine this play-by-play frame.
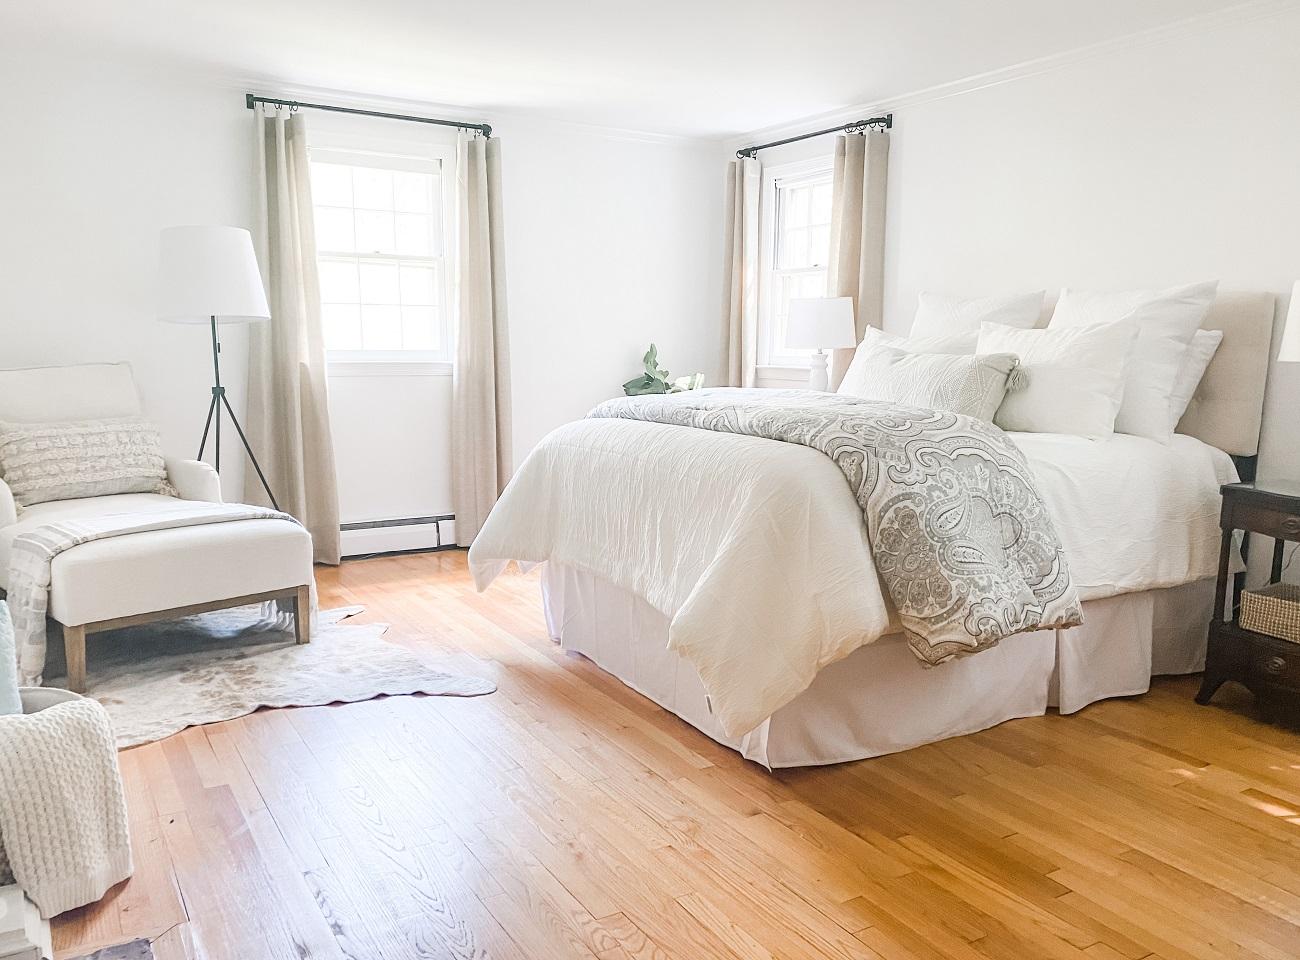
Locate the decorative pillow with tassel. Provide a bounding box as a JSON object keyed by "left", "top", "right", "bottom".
{"left": 837, "top": 338, "right": 1027, "bottom": 423}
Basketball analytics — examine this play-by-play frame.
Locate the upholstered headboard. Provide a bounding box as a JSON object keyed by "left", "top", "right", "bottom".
{"left": 1175, "top": 292, "right": 1277, "bottom": 459}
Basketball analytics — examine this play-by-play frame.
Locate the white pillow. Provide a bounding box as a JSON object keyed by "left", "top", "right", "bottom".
{"left": 909, "top": 291, "right": 1045, "bottom": 340}
{"left": 837, "top": 341, "right": 1021, "bottom": 422}
{"left": 1048, "top": 281, "right": 1217, "bottom": 442}
{"left": 0, "top": 417, "right": 175, "bottom": 507}
{"left": 857, "top": 325, "right": 976, "bottom": 355}
{"left": 1168, "top": 329, "right": 1224, "bottom": 432}
{"left": 977, "top": 321, "right": 1137, "bottom": 437}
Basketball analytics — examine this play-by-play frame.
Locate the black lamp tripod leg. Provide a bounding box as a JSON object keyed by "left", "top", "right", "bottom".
{"left": 220, "top": 391, "right": 280, "bottom": 512}
{"left": 195, "top": 313, "right": 279, "bottom": 511}
{"left": 197, "top": 390, "right": 220, "bottom": 461}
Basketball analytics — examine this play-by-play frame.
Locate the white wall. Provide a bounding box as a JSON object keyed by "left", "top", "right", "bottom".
{"left": 0, "top": 35, "right": 724, "bottom": 537}
{"left": 883, "top": 8, "right": 1300, "bottom": 486}
{"left": 738, "top": 6, "right": 1300, "bottom": 486}
{"left": 501, "top": 117, "right": 723, "bottom": 463}
{"left": 0, "top": 43, "right": 255, "bottom": 497}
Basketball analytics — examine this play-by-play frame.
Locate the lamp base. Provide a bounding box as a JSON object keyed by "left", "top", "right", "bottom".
{"left": 807, "top": 350, "right": 830, "bottom": 392}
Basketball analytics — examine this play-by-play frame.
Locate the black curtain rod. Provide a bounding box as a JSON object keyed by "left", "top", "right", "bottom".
{"left": 245, "top": 94, "right": 491, "bottom": 138}
{"left": 737, "top": 114, "right": 891, "bottom": 159}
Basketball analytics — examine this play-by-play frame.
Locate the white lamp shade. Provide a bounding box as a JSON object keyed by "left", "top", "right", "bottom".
{"left": 785, "top": 297, "right": 857, "bottom": 350}
{"left": 158, "top": 226, "right": 270, "bottom": 324}
{"left": 1279, "top": 281, "right": 1300, "bottom": 363}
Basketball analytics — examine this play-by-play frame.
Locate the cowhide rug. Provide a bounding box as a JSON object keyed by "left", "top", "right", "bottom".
{"left": 42, "top": 606, "right": 495, "bottom": 749}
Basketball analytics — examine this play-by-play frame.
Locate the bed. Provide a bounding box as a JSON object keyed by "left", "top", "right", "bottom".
{"left": 471, "top": 292, "right": 1278, "bottom": 767}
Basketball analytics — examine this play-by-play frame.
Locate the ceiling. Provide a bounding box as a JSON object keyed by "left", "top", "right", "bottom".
{"left": 5, "top": 0, "right": 1248, "bottom": 138}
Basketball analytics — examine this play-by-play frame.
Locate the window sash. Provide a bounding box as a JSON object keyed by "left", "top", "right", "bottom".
{"left": 758, "top": 161, "right": 835, "bottom": 370}
{"left": 308, "top": 142, "right": 455, "bottom": 362}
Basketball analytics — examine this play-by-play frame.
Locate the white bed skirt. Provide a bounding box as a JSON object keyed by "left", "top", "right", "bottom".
{"left": 541, "top": 563, "right": 1214, "bottom": 768}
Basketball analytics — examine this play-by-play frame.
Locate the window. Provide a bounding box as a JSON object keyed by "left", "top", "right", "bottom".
{"left": 309, "top": 146, "right": 454, "bottom": 360}
{"left": 758, "top": 161, "right": 834, "bottom": 368}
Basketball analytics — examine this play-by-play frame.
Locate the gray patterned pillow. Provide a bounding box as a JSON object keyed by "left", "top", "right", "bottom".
{"left": 837, "top": 343, "right": 1023, "bottom": 422}
{"left": 0, "top": 417, "right": 176, "bottom": 507}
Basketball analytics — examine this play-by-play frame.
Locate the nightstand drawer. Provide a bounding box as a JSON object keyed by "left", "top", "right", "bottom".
{"left": 1227, "top": 502, "right": 1300, "bottom": 541}
{"left": 1247, "top": 646, "right": 1300, "bottom": 690}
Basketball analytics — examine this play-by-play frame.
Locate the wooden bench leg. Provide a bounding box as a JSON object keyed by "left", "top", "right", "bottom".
{"left": 64, "top": 624, "right": 87, "bottom": 694}
{"left": 293, "top": 585, "right": 312, "bottom": 645}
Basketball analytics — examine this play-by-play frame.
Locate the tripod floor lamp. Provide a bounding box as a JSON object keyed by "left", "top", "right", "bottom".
{"left": 158, "top": 225, "right": 279, "bottom": 510}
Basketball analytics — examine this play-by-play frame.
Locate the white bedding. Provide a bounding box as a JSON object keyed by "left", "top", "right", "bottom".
{"left": 470, "top": 418, "right": 1235, "bottom": 736}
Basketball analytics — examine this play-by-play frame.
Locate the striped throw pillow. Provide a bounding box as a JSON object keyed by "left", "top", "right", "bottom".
{"left": 0, "top": 417, "right": 175, "bottom": 508}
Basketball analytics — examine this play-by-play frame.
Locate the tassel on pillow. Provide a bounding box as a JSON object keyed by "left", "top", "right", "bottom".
{"left": 1005, "top": 361, "right": 1030, "bottom": 393}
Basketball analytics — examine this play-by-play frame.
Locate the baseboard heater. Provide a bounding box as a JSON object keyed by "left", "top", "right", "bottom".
{"left": 339, "top": 514, "right": 459, "bottom": 559}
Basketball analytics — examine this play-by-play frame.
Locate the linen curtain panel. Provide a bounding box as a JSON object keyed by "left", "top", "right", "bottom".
{"left": 721, "top": 156, "right": 762, "bottom": 387}
{"left": 451, "top": 134, "right": 512, "bottom": 546}
{"left": 827, "top": 130, "right": 890, "bottom": 389}
{"left": 247, "top": 105, "right": 342, "bottom": 564}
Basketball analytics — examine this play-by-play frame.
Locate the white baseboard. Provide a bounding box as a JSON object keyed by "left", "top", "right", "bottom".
{"left": 340, "top": 519, "right": 457, "bottom": 557}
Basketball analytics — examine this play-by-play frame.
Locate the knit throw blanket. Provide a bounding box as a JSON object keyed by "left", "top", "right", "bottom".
{"left": 588, "top": 389, "right": 1084, "bottom": 665}
{"left": 9, "top": 503, "right": 300, "bottom": 686}
{"left": 0, "top": 693, "right": 131, "bottom": 918}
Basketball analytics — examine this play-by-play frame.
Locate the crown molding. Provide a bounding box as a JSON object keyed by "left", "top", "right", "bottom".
{"left": 725, "top": 0, "right": 1299, "bottom": 153}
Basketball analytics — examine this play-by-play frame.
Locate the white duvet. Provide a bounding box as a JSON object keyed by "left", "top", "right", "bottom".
{"left": 469, "top": 418, "right": 1236, "bottom": 735}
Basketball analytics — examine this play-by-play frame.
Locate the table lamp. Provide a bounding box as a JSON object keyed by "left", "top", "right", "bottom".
{"left": 158, "top": 225, "right": 278, "bottom": 509}
{"left": 786, "top": 297, "right": 857, "bottom": 391}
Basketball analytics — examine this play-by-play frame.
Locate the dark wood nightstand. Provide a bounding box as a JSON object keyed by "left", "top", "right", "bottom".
{"left": 1197, "top": 479, "right": 1300, "bottom": 710}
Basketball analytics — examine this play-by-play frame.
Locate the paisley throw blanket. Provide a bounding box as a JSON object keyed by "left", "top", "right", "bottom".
{"left": 588, "top": 389, "right": 1083, "bottom": 665}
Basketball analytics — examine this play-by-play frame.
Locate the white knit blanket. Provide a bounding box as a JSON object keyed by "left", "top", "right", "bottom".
{"left": 0, "top": 694, "right": 131, "bottom": 918}
{"left": 9, "top": 503, "right": 299, "bottom": 685}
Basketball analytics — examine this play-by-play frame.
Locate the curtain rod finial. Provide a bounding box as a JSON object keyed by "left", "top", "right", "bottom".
{"left": 245, "top": 93, "right": 256, "bottom": 110}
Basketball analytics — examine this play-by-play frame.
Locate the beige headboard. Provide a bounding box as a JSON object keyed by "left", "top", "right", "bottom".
{"left": 1176, "top": 291, "right": 1277, "bottom": 457}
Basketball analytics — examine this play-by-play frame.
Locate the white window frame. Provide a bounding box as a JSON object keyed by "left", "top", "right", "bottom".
{"left": 756, "top": 157, "right": 835, "bottom": 373}
{"left": 307, "top": 138, "right": 457, "bottom": 366}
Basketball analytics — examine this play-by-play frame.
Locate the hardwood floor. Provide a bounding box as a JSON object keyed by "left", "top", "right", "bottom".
{"left": 52, "top": 551, "right": 1300, "bottom": 960}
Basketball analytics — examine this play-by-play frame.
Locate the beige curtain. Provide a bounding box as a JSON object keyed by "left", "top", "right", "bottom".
{"left": 721, "top": 156, "right": 762, "bottom": 387}
{"left": 451, "top": 135, "right": 511, "bottom": 546}
{"left": 827, "top": 131, "right": 890, "bottom": 389}
{"left": 247, "top": 105, "right": 342, "bottom": 564}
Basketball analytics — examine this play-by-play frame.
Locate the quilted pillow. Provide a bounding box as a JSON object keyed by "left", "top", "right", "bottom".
{"left": 837, "top": 341, "right": 1022, "bottom": 422}
{"left": 0, "top": 417, "right": 175, "bottom": 507}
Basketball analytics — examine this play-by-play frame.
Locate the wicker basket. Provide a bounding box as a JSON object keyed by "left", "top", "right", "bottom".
{"left": 1240, "top": 582, "right": 1300, "bottom": 644}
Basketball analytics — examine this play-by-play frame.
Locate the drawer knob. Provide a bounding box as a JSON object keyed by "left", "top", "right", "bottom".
{"left": 1258, "top": 656, "right": 1288, "bottom": 676}
{"left": 1283, "top": 518, "right": 1300, "bottom": 536}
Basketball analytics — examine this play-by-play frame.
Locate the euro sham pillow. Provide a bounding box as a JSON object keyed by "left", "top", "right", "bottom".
{"left": 836, "top": 340, "right": 1022, "bottom": 422}
{"left": 909, "top": 290, "right": 1045, "bottom": 340}
{"left": 856, "top": 325, "right": 977, "bottom": 355}
{"left": 1168, "top": 328, "right": 1224, "bottom": 432}
{"left": 0, "top": 416, "right": 175, "bottom": 508}
{"left": 977, "top": 321, "right": 1137, "bottom": 437}
{"left": 1048, "top": 280, "right": 1217, "bottom": 442}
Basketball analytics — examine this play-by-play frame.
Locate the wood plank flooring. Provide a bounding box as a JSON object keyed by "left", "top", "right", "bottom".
{"left": 52, "top": 551, "right": 1300, "bottom": 960}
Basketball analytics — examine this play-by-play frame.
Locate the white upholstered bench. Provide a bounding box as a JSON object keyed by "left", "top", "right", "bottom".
{"left": 0, "top": 362, "right": 313, "bottom": 693}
